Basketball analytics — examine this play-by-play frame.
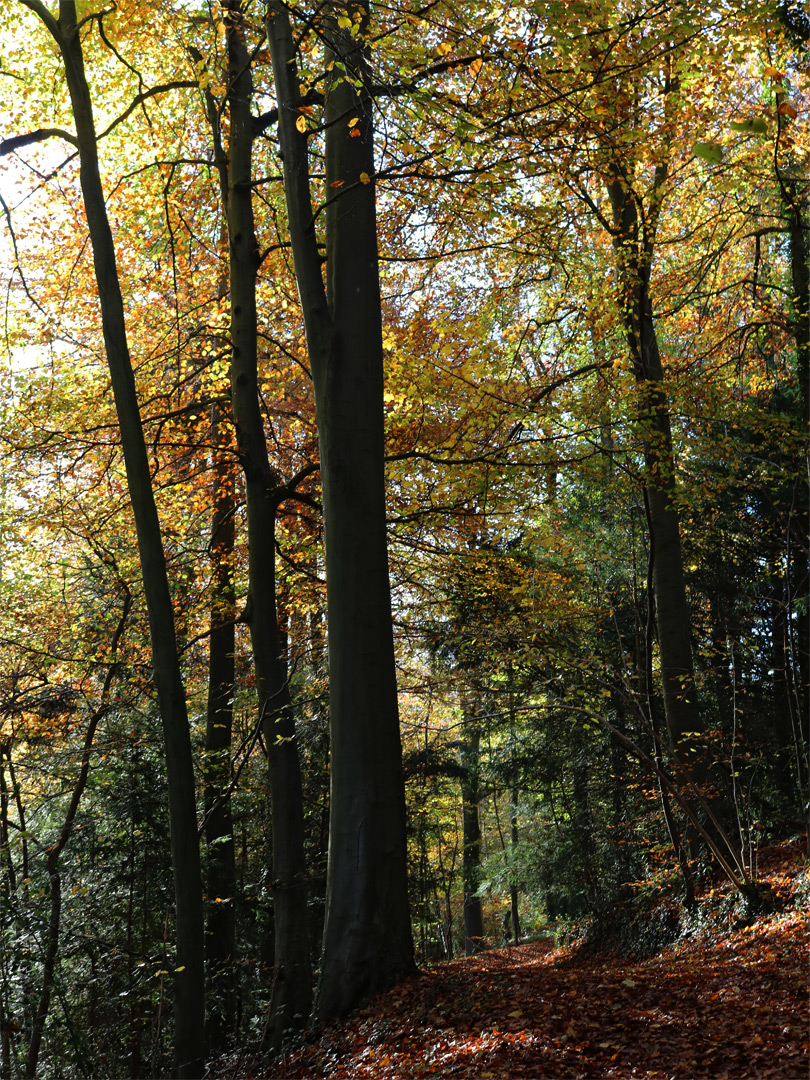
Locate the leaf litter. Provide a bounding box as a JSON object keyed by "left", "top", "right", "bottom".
{"left": 243, "top": 841, "right": 808, "bottom": 1079}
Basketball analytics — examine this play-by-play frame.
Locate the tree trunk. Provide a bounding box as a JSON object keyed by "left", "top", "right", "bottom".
{"left": 607, "top": 172, "right": 710, "bottom": 785}
{"left": 572, "top": 754, "right": 599, "bottom": 910}
{"left": 28, "top": 5, "right": 206, "bottom": 1074}
{"left": 507, "top": 671, "right": 520, "bottom": 945}
{"left": 267, "top": 0, "right": 415, "bottom": 1018}
{"left": 509, "top": 821, "right": 520, "bottom": 945}
{"left": 785, "top": 178, "right": 809, "bottom": 739}
{"left": 0, "top": 744, "right": 16, "bottom": 897}
{"left": 460, "top": 701, "right": 484, "bottom": 955}
{"left": 203, "top": 398, "right": 237, "bottom": 1049}
{"left": 221, "top": 1, "right": 312, "bottom": 1035}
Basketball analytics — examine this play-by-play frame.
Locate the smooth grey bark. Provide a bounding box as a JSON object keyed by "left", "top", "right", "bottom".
{"left": 21, "top": 4, "right": 206, "bottom": 1074}
{"left": 220, "top": 2, "right": 312, "bottom": 1033}
{"left": 267, "top": 0, "right": 415, "bottom": 1017}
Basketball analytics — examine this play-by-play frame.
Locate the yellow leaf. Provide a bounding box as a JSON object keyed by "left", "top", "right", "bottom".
{"left": 437, "top": 42, "right": 452, "bottom": 56}
{"left": 295, "top": 115, "right": 307, "bottom": 133}
{"left": 338, "top": 15, "right": 352, "bottom": 28}
{"left": 470, "top": 58, "right": 483, "bottom": 76}
{"left": 348, "top": 116, "right": 359, "bottom": 127}
{"left": 359, "top": 172, "right": 371, "bottom": 184}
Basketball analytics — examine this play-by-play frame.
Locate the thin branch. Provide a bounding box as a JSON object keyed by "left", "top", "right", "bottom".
{"left": 96, "top": 81, "right": 199, "bottom": 142}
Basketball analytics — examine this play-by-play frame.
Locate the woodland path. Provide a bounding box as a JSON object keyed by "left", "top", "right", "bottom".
{"left": 247, "top": 844, "right": 808, "bottom": 1080}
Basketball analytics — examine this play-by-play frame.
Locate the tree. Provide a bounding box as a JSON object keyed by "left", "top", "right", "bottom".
{"left": 459, "top": 697, "right": 484, "bottom": 955}
{"left": 23, "top": 593, "right": 130, "bottom": 1078}
{"left": 267, "top": 0, "right": 416, "bottom": 1015}
{"left": 206, "top": 1, "right": 314, "bottom": 1035}
{"left": 202, "top": 344, "right": 239, "bottom": 1048}
{"left": 12, "top": 3, "right": 205, "bottom": 1073}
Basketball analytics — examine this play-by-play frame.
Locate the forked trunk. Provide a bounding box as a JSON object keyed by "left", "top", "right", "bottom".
{"left": 222, "top": 0, "right": 312, "bottom": 1033}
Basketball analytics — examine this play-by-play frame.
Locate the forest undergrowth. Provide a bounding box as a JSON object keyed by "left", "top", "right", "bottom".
{"left": 225, "top": 839, "right": 808, "bottom": 1080}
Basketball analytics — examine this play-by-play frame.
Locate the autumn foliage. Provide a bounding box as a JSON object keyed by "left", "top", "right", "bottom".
{"left": 0, "top": 0, "right": 807, "bottom": 1076}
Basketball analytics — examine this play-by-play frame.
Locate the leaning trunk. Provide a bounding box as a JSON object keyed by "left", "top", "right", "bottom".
{"left": 43, "top": 5, "right": 205, "bottom": 1073}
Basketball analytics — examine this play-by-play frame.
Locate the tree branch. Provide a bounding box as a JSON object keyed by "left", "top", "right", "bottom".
{"left": 0, "top": 128, "right": 79, "bottom": 155}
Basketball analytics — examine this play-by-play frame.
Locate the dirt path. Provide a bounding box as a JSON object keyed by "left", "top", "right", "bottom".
{"left": 255, "top": 907, "right": 806, "bottom": 1079}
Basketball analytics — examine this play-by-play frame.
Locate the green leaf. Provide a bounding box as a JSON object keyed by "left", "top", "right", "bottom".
{"left": 693, "top": 141, "right": 723, "bottom": 163}
{"left": 730, "top": 117, "right": 767, "bottom": 134}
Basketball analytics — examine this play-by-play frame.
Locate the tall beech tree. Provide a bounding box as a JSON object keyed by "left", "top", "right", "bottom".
{"left": 604, "top": 131, "right": 708, "bottom": 782}
{"left": 582, "top": 10, "right": 797, "bottom": 843}
{"left": 200, "top": 1, "right": 314, "bottom": 1035}
{"left": 14, "top": 3, "right": 206, "bottom": 1075}
{"left": 267, "top": 0, "right": 415, "bottom": 1015}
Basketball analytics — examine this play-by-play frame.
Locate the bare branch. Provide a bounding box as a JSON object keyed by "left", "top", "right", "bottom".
{"left": 0, "top": 128, "right": 79, "bottom": 155}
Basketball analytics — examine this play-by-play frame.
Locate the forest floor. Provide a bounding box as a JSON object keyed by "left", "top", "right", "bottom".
{"left": 232, "top": 839, "right": 808, "bottom": 1080}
